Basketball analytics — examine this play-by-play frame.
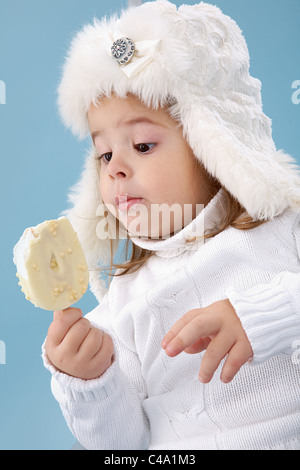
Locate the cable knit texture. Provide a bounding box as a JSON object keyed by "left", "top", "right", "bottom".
{"left": 43, "top": 191, "right": 300, "bottom": 450}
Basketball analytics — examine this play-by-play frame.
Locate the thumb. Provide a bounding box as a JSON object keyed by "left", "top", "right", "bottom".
{"left": 53, "top": 307, "right": 82, "bottom": 322}
{"left": 48, "top": 307, "right": 84, "bottom": 346}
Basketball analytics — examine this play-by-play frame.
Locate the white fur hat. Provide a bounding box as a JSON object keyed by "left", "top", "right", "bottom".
{"left": 58, "top": 0, "right": 300, "bottom": 298}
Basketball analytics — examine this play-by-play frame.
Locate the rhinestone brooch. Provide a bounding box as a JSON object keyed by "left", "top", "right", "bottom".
{"left": 111, "top": 37, "right": 135, "bottom": 66}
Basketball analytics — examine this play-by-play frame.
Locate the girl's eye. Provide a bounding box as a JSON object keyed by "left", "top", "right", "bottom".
{"left": 98, "top": 144, "right": 155, "bottom": 162}
{"left": 135, "top": 143, "right": 155, "bottom": 154}
{"left": 99, "top": 152, "right": 112, "bottom": 163}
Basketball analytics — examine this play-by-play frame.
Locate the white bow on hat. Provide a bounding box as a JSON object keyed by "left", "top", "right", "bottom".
{"left": 109, "top": 33, "right": 161, "bottom": 78}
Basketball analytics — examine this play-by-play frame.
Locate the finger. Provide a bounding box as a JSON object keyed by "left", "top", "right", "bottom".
{"left": 53, "top": 310, "right": 63, "bottom": 321}
{"left": 92, "top": 333, "right": 114, "bottom": 362}
{"left": 162, "top": 309, "right": 201, "bottom": 348}
{"left": 77, "top": 327, "right": 104, "bottom": 359}
{"left": 53, "top": 307, "right": 81, "bottom": 322}
{"left": 62, "top": 317, "right": 92, "bottom": 354}
{"left": 164, "top": 312, "right": 220, "bottom": 357}
{"left": 48, "top": 308, "right": 83, "bottom": 346}
{"left": 198, "top": 333, "right": 234, "bottom": 383}
{"left": 220, "top": 341, "right": 253, "bottom": 384}
{"left": 87, "top": 334, "right": 115, "bottom": 379}
{"left": 184, "top": 337, "right": 211, "bottom": 354}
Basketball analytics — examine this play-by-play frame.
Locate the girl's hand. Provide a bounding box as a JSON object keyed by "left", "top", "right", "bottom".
{"left": 45, "top": 308, "right": 114, "bottom": 380}
{"left": 161, "top": 299, "right": 253, "bottom": 384}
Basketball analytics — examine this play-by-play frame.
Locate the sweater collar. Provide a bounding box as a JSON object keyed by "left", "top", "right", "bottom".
{"left": 130, "top": 189, "right": 225, "bottom": 258}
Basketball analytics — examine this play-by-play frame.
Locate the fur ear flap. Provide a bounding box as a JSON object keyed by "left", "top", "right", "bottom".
{"left": 177, "top": 98, "right": 300, "bottom": 220}
{"left": 200, "top": 136, "right": 300, "bottom": 220}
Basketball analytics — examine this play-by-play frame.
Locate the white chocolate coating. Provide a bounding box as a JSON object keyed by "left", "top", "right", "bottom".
{"left": 13, "top": 217, "right": 89, "bottom": 310}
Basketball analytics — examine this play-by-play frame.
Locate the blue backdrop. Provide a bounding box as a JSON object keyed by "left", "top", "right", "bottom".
{"left": 0, "top": 0, "right": 299, "bottom": 450}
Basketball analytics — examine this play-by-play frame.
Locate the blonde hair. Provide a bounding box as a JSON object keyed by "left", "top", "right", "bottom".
{"left": 105, "top": 187, "right": 268, "bottom": 281}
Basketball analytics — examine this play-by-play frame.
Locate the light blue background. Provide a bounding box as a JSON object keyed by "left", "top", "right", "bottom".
{"left": 0, "top": 0, "right": 299, "bottom": 450}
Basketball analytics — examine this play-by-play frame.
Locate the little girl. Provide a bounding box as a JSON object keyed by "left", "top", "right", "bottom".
{"left": 43, "top": 1, "right": 300, "bottom": 450}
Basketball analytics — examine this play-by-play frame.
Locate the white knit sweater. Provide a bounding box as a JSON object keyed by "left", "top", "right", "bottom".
{"left": 43, "top": 190, "right": 300, "bottom": 450}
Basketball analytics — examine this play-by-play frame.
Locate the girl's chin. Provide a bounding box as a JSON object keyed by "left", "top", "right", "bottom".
{"left": 119, "top": 215, "right": 176, "bottom": 240}
{"left": 114, "top": 201, "right": 189, "bottom": 239}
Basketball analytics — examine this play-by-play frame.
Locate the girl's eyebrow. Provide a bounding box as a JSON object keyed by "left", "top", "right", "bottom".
{"left": 91, "top": 117, "right": 166, "bottom": 143}
{"left": 124, "top": 117, "right": 164, "bottom": 127}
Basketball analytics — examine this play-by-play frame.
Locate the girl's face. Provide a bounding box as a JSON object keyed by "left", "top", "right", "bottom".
{"left": 88, "top": 94, "right": 218, "bottom": 238}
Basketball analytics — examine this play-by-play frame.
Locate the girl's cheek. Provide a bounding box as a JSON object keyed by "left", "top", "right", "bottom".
{"left": 99, "top": 178, "right": 110, "bottom": 204}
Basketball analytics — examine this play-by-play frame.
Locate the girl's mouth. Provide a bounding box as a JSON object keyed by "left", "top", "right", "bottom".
{"left": 115, "top": 195, "right": 144, "bottom": 212}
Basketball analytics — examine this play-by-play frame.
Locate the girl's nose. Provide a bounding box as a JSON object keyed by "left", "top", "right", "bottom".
{"left": 108, "top": 151, "right": 132, "bottom": 180}
{"left": 111, "top": 169, "right": 126, "bottom": 179}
